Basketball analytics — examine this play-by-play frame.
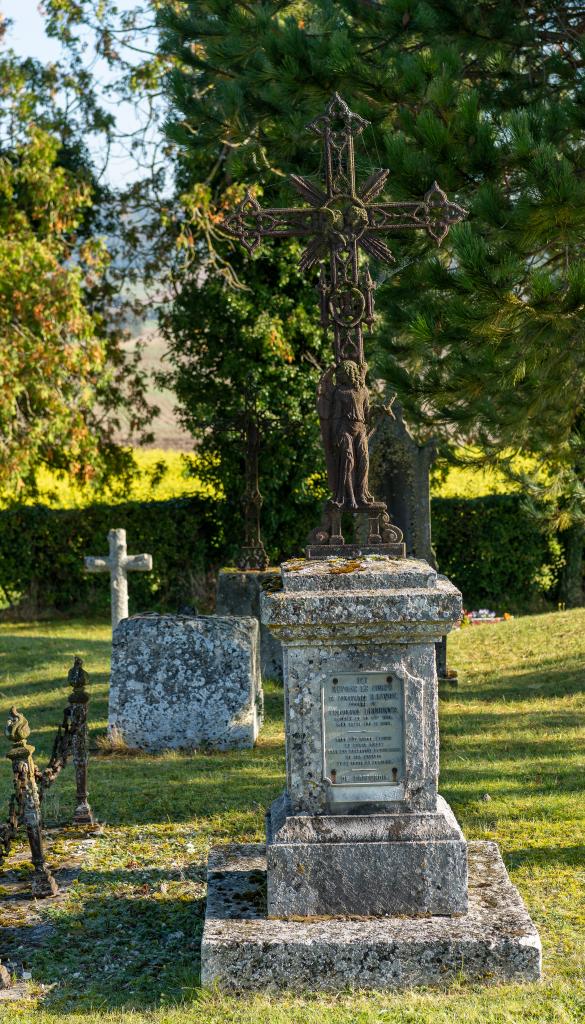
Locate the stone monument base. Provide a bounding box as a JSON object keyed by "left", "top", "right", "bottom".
{"left": 201, "top": 841, "right": 542, "bottom": 992}
{"left": 265, "top": 793, "right": 468, "bottom": 917}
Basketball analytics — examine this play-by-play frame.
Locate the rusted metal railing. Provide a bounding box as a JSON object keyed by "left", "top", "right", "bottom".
{"left": 0, "top": 657, "right": 95, "bottom": 901}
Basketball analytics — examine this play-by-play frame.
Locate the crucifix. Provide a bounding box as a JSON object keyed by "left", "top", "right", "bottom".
{"left": 84, "top": 529, "right": 153, "bottom": 630}
{"left": 225, "top": 93, "right": 467, "bottom": 556}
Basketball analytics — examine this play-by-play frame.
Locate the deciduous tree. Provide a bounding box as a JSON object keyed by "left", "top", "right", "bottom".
{"left": 0, "top": 22, "right": 154, "bottom": 497}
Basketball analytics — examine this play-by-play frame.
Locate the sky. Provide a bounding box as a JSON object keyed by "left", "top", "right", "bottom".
{"left": 3, "top": 0, "right": 62, "bottom": 62}
{"left": 2, "top": 0, "right": 162, "bottom": 187}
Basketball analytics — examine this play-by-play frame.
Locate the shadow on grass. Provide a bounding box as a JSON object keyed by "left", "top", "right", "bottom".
{"left": 262, "top": 685, "right": 284, "bottom": 720}
{"left": 442, "top": 725, "right": 584, "bottom": 759}
{"left": 87, "top": 754, "right": 285, "bottom": 826}
{"left": 0, "top": 673, "right": 108, "bottom": 702}
{"left": 505, "top": 845, "right": 585, "bottom": 869}
{"left": 0, "top": 632, "right": 111, "bottom": 771}
{"left": 20, "top": 839, "right": 582, "bottom": 1015}
{"left": 12, "top": 884, "right": 206, "bottom": 1014}
{"left": 441, "top": 759, "right": 583, "bottom": 801}
{"left": 0, "top": 632, "right": 111, "bottom": 672}
{"left": 442, "top": 655, "right": 585, "bottom": 703}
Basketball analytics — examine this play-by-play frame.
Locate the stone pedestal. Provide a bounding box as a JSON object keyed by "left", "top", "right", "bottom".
{"left": 261, "top": 556, "right": 466, "bottom": 917}
{"left": 216, "top": 569, "right": 283, "bottom": 682}
{"left": 109, "top": 614, "right": 263, "bottom": 750}
{"left": 266, "top": 793, "right": 466, "bottom": 917}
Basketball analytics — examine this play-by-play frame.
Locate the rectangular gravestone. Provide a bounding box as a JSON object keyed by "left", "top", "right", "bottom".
{"left": 109, "top": 614, "right": 263, "bottom": 750}
{"left": 216, "top": 569, "right": 283, "bottom": 682}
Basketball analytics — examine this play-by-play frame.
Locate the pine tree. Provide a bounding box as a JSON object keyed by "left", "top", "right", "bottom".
{"left": 159, "top": 1, "right": 585, "bottom": 596}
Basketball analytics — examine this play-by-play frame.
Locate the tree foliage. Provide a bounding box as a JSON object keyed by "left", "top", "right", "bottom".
{"left": 41, "top": 0, "right": 178, "bottom": 294}
{"left": 159, "top": 1, "right": 584, "bottom": 451}
{"left": 159, "top": 238, "right": 328, "bottom": 561}
{"left": 0, "top": 17, "right": 159, "bottom": 497}
{"left": 0, "top": 117, "right": 106, "bottom": 490}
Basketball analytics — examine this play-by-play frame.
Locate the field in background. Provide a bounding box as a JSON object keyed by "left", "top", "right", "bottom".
{"left": 0, "top": 313, "right": 546, "bottom": 513}
{"left": 431, "top": 454, "right": 539, "bottom": 498}
{"left": 0, "top": 447, "right": 541, "bottom": 511}
{"left": 0, "top": 610, "right": 583, "bottom": 1022}
{"left": 0, "top": 450, "right": 219, "bottom": 510}
{"left": 121, "top": 328, "right": 193, "bottom": 453}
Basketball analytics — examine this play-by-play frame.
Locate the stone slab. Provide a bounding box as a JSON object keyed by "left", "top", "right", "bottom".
{"left": 281, "top": 556, "right": 437, "bottom": 591}
{"left": 201, "top": 841, "right": 542, "bottom": 992}
{"left": 216, "top": 569, "right": 283, "bottom": 682}
{"left": 265, "top": 794, "right": 467, "bottom": 917}
{"left": 109, "top": 613, "right": 263, "bottom": 750}
{"left": 261, "top": 558, "right": 461, "bottom": 646}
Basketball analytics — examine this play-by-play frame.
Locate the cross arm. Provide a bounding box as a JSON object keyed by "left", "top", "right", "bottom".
{"left": 124, "top": 554, "right": 153, "bottom": 573}
{"left": 223, "top": 191, "right": 318, "bottom": 254}
{"left": 84, "top": 556, "right": 110, "bottom": 573}
{"left": 366, "top": 182, "right": 467, "bottom": 245}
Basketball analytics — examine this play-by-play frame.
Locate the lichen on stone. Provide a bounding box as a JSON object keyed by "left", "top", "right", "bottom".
{"left": 328, "top": 559, "right": 367, "bottom": 574}
{"left": 282, "top": 559, "right": 309, "bottom": 573}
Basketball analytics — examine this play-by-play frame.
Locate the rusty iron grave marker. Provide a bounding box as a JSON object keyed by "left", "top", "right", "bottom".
{"left": 225, "top": 93, "right": 466, "bottom": 557}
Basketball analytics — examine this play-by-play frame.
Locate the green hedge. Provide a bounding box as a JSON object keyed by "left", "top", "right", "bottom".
{"left": 432, "top": 494, "right": 557, "bottom": 612}
{"left": 0, "top": 497, "right": 223, "bottom": 618}
{"left": 0, "top": 492, "right": 559, "bottom": 618}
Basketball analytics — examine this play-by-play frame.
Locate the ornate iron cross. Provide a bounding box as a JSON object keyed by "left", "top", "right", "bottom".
{"left": 225, "top": 94, "right": 467, "bottom": 557}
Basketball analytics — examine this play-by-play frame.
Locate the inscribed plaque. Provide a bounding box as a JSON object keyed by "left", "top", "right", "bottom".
{"left": 321, "top": 672, "right": 404, "bottom": 788}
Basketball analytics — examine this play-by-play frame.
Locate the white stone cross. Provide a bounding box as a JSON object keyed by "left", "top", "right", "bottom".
{"left": 84, "top": 528, "right": 153, "bottom": 630}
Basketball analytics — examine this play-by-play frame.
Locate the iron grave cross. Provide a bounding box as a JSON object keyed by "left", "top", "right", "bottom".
{"left": 225, "top": 94, "right": 467, "bottom": 556}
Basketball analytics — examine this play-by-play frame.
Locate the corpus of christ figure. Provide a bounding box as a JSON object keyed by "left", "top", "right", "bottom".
{"left": 225, "top": 93, "right": 467, "bottom": 555}
{"left": 318, "top": 359, "right": 373, "bottom": 511}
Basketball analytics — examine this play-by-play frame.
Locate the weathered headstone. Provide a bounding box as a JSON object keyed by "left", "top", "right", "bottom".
{"left": 262, "top": 557, "right": 466, "bottom": 918}
{"left": 201, "top": 556, "right": 542, "bottom": 989}
{"left": 370, "top": 404, "right": 456, "bottom": 684}
{"left": 216, "top": 569, "right": 283, "bottom": 682}
{"left": 84, "top": 528, "right": 153, "bottom": 630}
{"left": 109, "top": 614, "right": 263, "bottom": 751}
{"left": 370, "top": 401, "right": 436, "bottom": 565}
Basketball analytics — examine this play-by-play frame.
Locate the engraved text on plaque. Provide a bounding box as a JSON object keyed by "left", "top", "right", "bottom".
{"left": 322, "top": 672, "right": 404, "bottom": 790}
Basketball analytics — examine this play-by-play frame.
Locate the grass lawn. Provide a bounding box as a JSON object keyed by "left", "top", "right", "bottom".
{"left": 0, "top": 609, "right": 583, "bottom": 1023}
